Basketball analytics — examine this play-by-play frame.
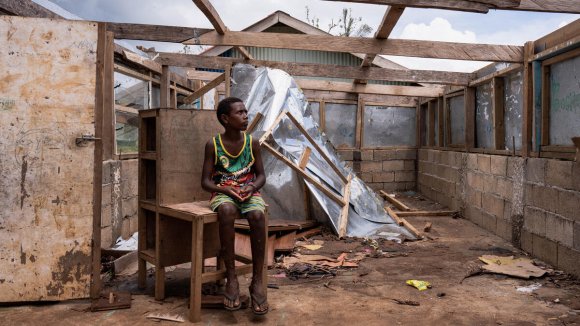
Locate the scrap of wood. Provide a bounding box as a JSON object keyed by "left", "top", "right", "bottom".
{"left": 395, "top": 210, "right": 457, "bottom": 217}
{"left": 90, "top": 292, "right": 131, "bottom": 312}
{"left": 274, "top": 231, "right": 297, "bottom": 251}
{"left": 296, "top": 226, "right": 322, "bottom": 239}
{"left": 385, "top": 206, "right": 403, "bottom": 226}
{"left": 380, "top": 190, "right": 411, "bottom": 211}
{"left": 392, "top": 298, "right": 420, "bottom": 306}
{"left": 423, "top": 222, "right": 433, "bottom": 233}
{"left": 146, "top": 313, "right": 185, "bottom": 323}
{"left": 298, "top": 147, "right": 312, "bottom": 170}
{"left": 400, "top": 218, "right": 422, "bottom": 239}
{"left": 246, "top": 112, "right": 263, "bottom": 134}
{"left": 338, "top": 174, "right": 353, "bottom": 238}
{"left": 259, "top": 109, "right": 288, "bottom": 144}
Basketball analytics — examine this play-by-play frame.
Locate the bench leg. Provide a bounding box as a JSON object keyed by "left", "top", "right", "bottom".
{"left": 154, "top": 266, "right": 165, "bottom": 301}
{"left": 189, "top": 218, "right": 204, "bottom": 323}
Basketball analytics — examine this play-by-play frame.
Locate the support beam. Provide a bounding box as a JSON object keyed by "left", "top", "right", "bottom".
{"left": 108, "top": 22, "right": 211, "bottom": 42}
{"left": 338, "top": 174, "right": 353, "bottom": 238}
{"left": 320, "top": 0, "right": 500, "bottom": 13}
{"left": 157, "top": 52, "right": 473, "bottom": 85}
{"left": 191, "top": 0, "right": 253, "bottom": 59}
{"left": 187, "top": 31, "right": 523, "bottom": 62}
{"left": 0, "top": 0, "right": 62, "bottom": 18}
{"left": 296, "top": 79, "right": 444, "bottom": 97}
{"left": 183, "top": 73, "right": 225, "bottom": 104}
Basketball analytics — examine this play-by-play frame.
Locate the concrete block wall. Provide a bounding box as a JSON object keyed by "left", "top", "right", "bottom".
{"left": 418, "top": 149, "right": 580, "bottom": 277}
{"left": 101, "top": 159, "right": 138, "bottom": 248}
{"left": 337, "top": 149, "right": 417, "bottom": 192}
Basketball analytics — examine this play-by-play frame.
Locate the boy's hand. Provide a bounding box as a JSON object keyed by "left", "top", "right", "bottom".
{"left": 238, "top": 185, "right": 255, "bottom": 202}
{"left": 221, "top": 187, "right": 244, "bottom": 201}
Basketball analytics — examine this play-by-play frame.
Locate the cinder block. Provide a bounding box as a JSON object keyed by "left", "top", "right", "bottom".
{"left": 557, "top": 190, "right": 580, "bottom": 222}
{"left": 361, "top": 150, "right": 374, "bottom": 161}
{"left": 532, "top": 234, "right": 558, "bottom": 266}
{"left": 466, "top": 189, "right": 482, "bottom": 208}
{"left": 496, "top": 217, "right": 512, "bottom": 242}
{"left": 395, "top": 171, "right": 415, "bottom": 182}
{"left": 382, "top": 160, "right": 405, "bottom": 171}
{"left": 381, "top": 183, "right": 398, "bottom": 192}
{"left": 360, "top": 173, "right": 373, "bottom": 183}
{"left": 467, "top": 205, "right": 483, "bottom": 227}
{"left": 572, "top": 162, "right": 580, "bottom": 192}
{"left": 481, "top": 212, "right": 497, "bottom": 233}
{"left": 353, "top": 150, "right": 362, "bottom": 161}
{"left": 373, "top": 149, "right": 394, "bottom": 161}
{"left": 404, "top": 160, "right": 415, "bottom": 171}
{"left": 523, "top": 206, "right": 546, "bottom": 236}
{"left": 467, "top": 154, "right": 478, "bottom": 171}
{"left": 418, "top": 149, "right": 428, "bottom": 162}
{"left": 532, "top": 185, "right": 559, "bottom": 213}
{"left": 393, "top": 149, "right": 417, "bottom": 160}
{"left": 477, "top": 154, "right": 491, "bottom": 173}
{"left": 490, "top": 155, "right": 507, "bottom": 176}
{"left": 557, "top": 245, "right": 580, "bottom": 278}
{"left": 373, "top": 171, "right": 394, "bottom": 183}
{"left": 437, "top": 192, "right": 453, "bottom": 208}
{"left": 503, "top": 201, "right": 512, "bottom": 220}
{"left": 526, "top": 159, "right": 546, "bottom": 184}
{"left": 121, "top": 217, "right": 132, "bottom": 239}
{"left": 521, "top": 229, "right": 534, "bottom": 253}
{"left": 506, "top": 157, "right": 521, "bottom": 179}
{"left": 122, "top": 197, "right": 138, "bottom": 219}
{"left": 351, "top": 161, "right": 361, "bottom": 173}
{"left": 467, "top": 172, "right": 484, "bottom": 192}
{"left": 368, "top": 183, "right": 384, "bottom": 192}
{"left": 102, "top": 161, "right": 112, "bottom": 185}
{"left": 482, "top": 193, "right": 504, "bottom": 219}
{"left": 337, "top": 149, "right": 354, "bottom": 161}
{"left": 101, "top": 201, "right": 112, "bottom": 228}
{"left": 545, "top": 213, "right": 574, "bottom": 247}
{"left": 545, "top": 160, "right": 573, "bottom": 190}
{"left": 574, "top": 222, "right": 580, "bottom": 251}
{"left": 101, "top": 226, "right": 113, "bottom": 249}
{"left": 496, "top": 178, "right": 513, "bottom": 200}
{"left": 439, "top": 151, "right": 450, "bottom": 165}
{"left": 360, "top": 161, "right": 382, "bottom": 172}
{"left": 483, "top": 175, "right": 498, "bottom": 194}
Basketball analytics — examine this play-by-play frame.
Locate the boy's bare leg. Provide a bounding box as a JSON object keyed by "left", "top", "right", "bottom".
{"left": 246, "top": 210, "right": 268, "bottom": 313}
{"left": 217, "top": 203, "right": 241, "bottom": 309}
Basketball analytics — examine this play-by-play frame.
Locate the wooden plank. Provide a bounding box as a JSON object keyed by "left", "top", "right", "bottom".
{"left": 286, "top": 111, "right": 348, "bottom": 183}
{"left": 156, "top": 52, "right": 473, "bottom": 86}
{"left": 295, "top": 226, "right": 323, "bottom": 239}
{"left": 274, "top": 231, "right": 297, "bottom": 251}
{"left": 396, "top": 210, "right": 456, "bottom": 217}
{"left": 103, "top": 31, "right": 115, "bottom": 160}
{"left": 259, "top": 109, "right": 288, "bottom": 144}
{"left": 160, "top": 65, "right": 171, "bottom": 108}
{"left": 183, "top": 73, "right": 225, "bottom": 104}
{"left": 338, "top": 174, "right": 353, "bottom": 238}
{"left": 385, "top": 206, "right": 403, "bottom": 226}
{"left": 262, "top": 142, "right": 346, "bottom": 206}
{"left": 465, "top": 87, "right": 476, "bottom": 150}
{"left": 356, "top": 94, "right": 364, "bottom": 148}
{"left": 522, "top": 42, "right": 534, "bottom": 157}
{"left": 225, "top": 64, "right": 231, "bottom": 97}
{"left": 357, "top": 5, "right": 405, "bottom": 83}
{"left": 423, "top": 222, "right": 433, "bottom": 232}
{"left": 532, "top": 35, "right": 580, "bottom": 62}
{"left": 0, "top": 0, "right": 62, "bottom": 18}
{"left": 437, "top": 97, "right": 445, "bottom": 147}
{"left": 380, "top": 190, "right": 411, "bottom": 211}
{"left": 189, "top": 218, "right": 204, "bottom": 322}
{"left": 492, "top": 77, "right": 505, "bottom": 150}
{"left": 534, "top": 19, "right": 580, "bottom": 53}
{"left": 515, "top": 0, "right": 580, "bottom": 14}
{"left": 469, "top": 64, "right": 522, "bottom": 87}
{"left": 428, "top": 100, "right": 436, "bottom": 146}
{"left": 298, "top": 147, "right": 312, "bottom": 170}
{"left": 297, "top": 79, "right": 444, "bottom": 97}
{"left": 188, "top": 31, "right": 524, "bottom": 62}
{"left": 122, "top": 50, "right": 162, "bottom": 74}
{"left": 246, "top": 112, "right": 263, "bottom": 134}
{"left": 400, "top": 218, "right": 422, "bottom": 238}
{"left": 416, "top": 102, "right": 422, "bottom": 147}
{"left": 108, "top": 22, "right": 211, "bottom": 42}
{"left": 573, "top": 137, "right": 580, "bottom": 161}
{"left": 541, "top": 65, "right": 551, "bottom": 146}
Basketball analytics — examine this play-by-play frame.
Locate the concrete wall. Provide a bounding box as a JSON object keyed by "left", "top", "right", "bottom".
{"left": 338, "top": 148, "right": 417, "bottom": 192}
{"left": 418, "top": 149, "right": 580, "bottom": 277}
{"left": 101, "top": 159, "right": 138, "bottom": 248}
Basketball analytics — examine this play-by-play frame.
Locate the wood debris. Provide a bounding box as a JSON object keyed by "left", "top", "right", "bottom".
{"left": 146, "top": 313, "right": 185, "bottom": 323}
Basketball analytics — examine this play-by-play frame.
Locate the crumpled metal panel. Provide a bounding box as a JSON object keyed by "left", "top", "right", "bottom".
{"left": 232, "top": 64, "right": 415, "bottom": 241}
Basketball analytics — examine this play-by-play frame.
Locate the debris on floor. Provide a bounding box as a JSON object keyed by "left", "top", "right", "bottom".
{"left": 406, "top": 280, "right": 432, "bottom": 291}
{"left": 296, "top": 239, "right": 324, "bottom": 251}
{"left": 516, "top": 283, "right": 543, "bottom": 293}
{"left": 145, "top": 313, "right": 185, "bottom": 323}
{"left": 392, "top": 298, "right": 420, "bottom": 306}
{"left": 90, "top": 291, "right": 132, "bottom": 312}
{"left": 479, "top": 255, "right": 547, "bottom": 279}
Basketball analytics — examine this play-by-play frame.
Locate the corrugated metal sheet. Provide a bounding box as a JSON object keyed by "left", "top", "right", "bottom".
{"left": 223, "top": 47, "right": 409, "bottom": 86}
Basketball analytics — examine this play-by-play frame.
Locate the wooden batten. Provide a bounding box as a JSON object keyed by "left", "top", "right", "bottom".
{"left": 492, "top": 77, "right": 505, "bottom": 150}
{"left": 183, "top": 73, "right": 225, "bottom": 104}
{"left": 338, "top": 174, "right": 353, "bottom": 238}
{"left": 298, "top": 147, "right": 312, "bottom": 170}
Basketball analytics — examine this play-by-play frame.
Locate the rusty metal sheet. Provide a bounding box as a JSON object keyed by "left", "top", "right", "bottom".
{"left": 0, "top": 17, "right": 97, "bottom": 301}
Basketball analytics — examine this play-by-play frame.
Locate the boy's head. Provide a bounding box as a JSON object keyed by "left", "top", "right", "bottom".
{"left": 217, "top": 97, "right": 245, "bottom": 127}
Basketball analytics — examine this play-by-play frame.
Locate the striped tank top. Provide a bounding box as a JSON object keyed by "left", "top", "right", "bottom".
{"left": 212, "top": 132, "right": 259, "bottom": 193}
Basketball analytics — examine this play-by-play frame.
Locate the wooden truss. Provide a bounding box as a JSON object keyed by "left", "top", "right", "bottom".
{"left": 255, "top": 110, "right": 353, "bottom": 238}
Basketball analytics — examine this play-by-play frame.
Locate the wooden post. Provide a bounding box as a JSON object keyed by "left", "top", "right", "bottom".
{"left": 160, "top": 65, "right": 171, "bottom": 108}
{"left": 415, "top": 102, "right": 421, "bottom": 148}
{"left": 338, "top": 174, "right": 353, "bottom": 238}
{"left": 298, "top": 147, "right": 312, "bottom": 170}
{"left": 522, "top": 41, "right": 535, "bottom": 157}
{"left": 320, "top": 101, "right": 326, "bottom": 132}
{"left": 465, "top": 87, "right": 476, "bottom": 150}
{"left": 356, "top": 94, "right": 364, "bottom": 149}
{"left": 103, "top": 31, "right": 115, "bottom": 160}
{"left": 189, "top": 218, "right": 204, "bottom": 323}
{"left": 428, "top": 100, "right": 435, "bottom": 146}
{"left": 437, "top": 97, "right": 445, "bottom": 147}
{"left": 225, "top": 64, "right": 231, "bottom": 97}
{"left": 541, "top": 65, "right": 551, "bottom": 147}
{"left": 492, "top": 77, "right": 505, "bottom": 150}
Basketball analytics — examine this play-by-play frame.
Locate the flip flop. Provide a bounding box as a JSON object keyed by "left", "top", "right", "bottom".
{"left": 249, "top": 289, "right": 269, "bottom": 315}
{"left": 223, "top": 292, "right": 242, "bottom": 311}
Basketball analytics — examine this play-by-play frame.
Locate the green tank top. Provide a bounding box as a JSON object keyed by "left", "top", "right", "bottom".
{"left": 212, "top": 132, "right": 256, "bottom": 188}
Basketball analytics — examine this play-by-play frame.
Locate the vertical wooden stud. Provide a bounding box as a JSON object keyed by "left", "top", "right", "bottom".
{"left": 492, "top": 77, "right": 505, "bottom": 150}
{"left": 437, "top": 97, "right": 445, "bottom": 147}
{"left": 522, "top": 41, "right": 535, "bottom": 157}
{"left": 356, "top": 94, "right": 364, "bottom": 149}
{"left": 320, "top": 101, "right": 326, "bottom": 132}
{"left": 160, "top": 65, "right": 171, "bottom": 108}
{"left": 465, "top": 87, "right": 476, "bottom": 150}
{"left": 103, "top": 31, "right": 115, "bottom": 160}
{"left": 428, "top": 100, "right": 435, "bottom": 147}
{"left": 541, "top": 65, "right": 551, "bottom": 147}
{"left": 415, "top": 102, "right": 421, "bottom": 148}
{"left": 225, "top": 64, "right": 231, "bottom": 97}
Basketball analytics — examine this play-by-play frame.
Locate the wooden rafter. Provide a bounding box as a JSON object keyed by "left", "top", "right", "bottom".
{"left": 356, "top": 5, "right": 405, "bottom": 84}
{"left": 191, "top": 0, "right": 253, "bottom": 59}
{"left": 156, "top": 52, "right": 474, "bottom": 86}
{"left": 182, "top": 73, "right": 225, "bottom": 104}
{"left": 322, "top": 0, "right": 580, "bottom": 14}
{"left": 186, "top": 31, "right": 523, "bottom": 62}
{"left": 0, "top": 0, "right": 62, "bottom": 18}
{"left": 108, "top": 22, "right": 211, "bottom": 43}
{"left": 296, "top": 79, "right": 444, "bottom": 97}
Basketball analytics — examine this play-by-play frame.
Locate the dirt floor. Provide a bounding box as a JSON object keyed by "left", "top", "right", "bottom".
{"left": 2, "top": 192, "right": 579, "bottom": 325}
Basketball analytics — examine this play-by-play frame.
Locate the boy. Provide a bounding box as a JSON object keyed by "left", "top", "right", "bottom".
{"left": 201, "top": 97, "right": 268, "bottom": 315}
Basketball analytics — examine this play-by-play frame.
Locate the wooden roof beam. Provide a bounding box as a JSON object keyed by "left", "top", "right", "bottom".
{"left": 356, "top": 5, "right": 405, "bottom": 84}
{"left": 108, "top": 22, "right": 212, "bottom": 43}
{"left": 295, "top": 79, "right": 444, "bottom": 97}
{"left": 185, "top": 31, "right": 523, "bottom": 62}
{"left": 322, "top": 0, "right": 580, "bottom": 14}
{"left": 156, "top": 52, "right": 475, "bottom": 86}
{"left": 191, "top": 0, "right": 253, "bottom": 59}
{"left": 0, "top": 0, "right": 62, "bottom": 18}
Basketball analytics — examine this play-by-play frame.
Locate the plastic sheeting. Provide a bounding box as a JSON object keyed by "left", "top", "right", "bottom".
{"left": 449, "top": 95, "right": 465, "bottom": 145}
{"left": 504, "top": 71, "right": 523, "bottom": 150}
{"left": 364, "top": 106, "right": 416, "bottom": 147}
{"left": 231, "top": 64, "right": 415, "bottom": 241}
{"left": 476, "top": 83, "right": 494, "bottom": 149}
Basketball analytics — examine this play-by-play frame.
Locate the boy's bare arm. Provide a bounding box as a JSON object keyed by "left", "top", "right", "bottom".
{"left": 239, "top": 138, "right": 266, "bottom": 201}
{"left": 201, "top": 140, "right": 243, "bottom": 200}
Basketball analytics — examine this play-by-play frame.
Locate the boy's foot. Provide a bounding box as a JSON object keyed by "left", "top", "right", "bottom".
{"left": 249, "top": 280, "right": 269, "bottom": 315}
{"left": 224, "top": 278, "right": 241, "bottom": 311}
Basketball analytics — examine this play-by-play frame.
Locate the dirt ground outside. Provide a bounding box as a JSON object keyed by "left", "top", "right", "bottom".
{"left": 1, "top": 193, "right": 579, "bottom": 325}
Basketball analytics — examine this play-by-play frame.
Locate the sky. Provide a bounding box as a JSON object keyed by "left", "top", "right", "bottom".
{"left": 36, "top": 0, "right": 578, "bottom": 72}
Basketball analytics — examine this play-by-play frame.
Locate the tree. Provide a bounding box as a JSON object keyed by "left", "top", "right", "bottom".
{"left": 306, "top": 6, "right": 373, "bottom": 37}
